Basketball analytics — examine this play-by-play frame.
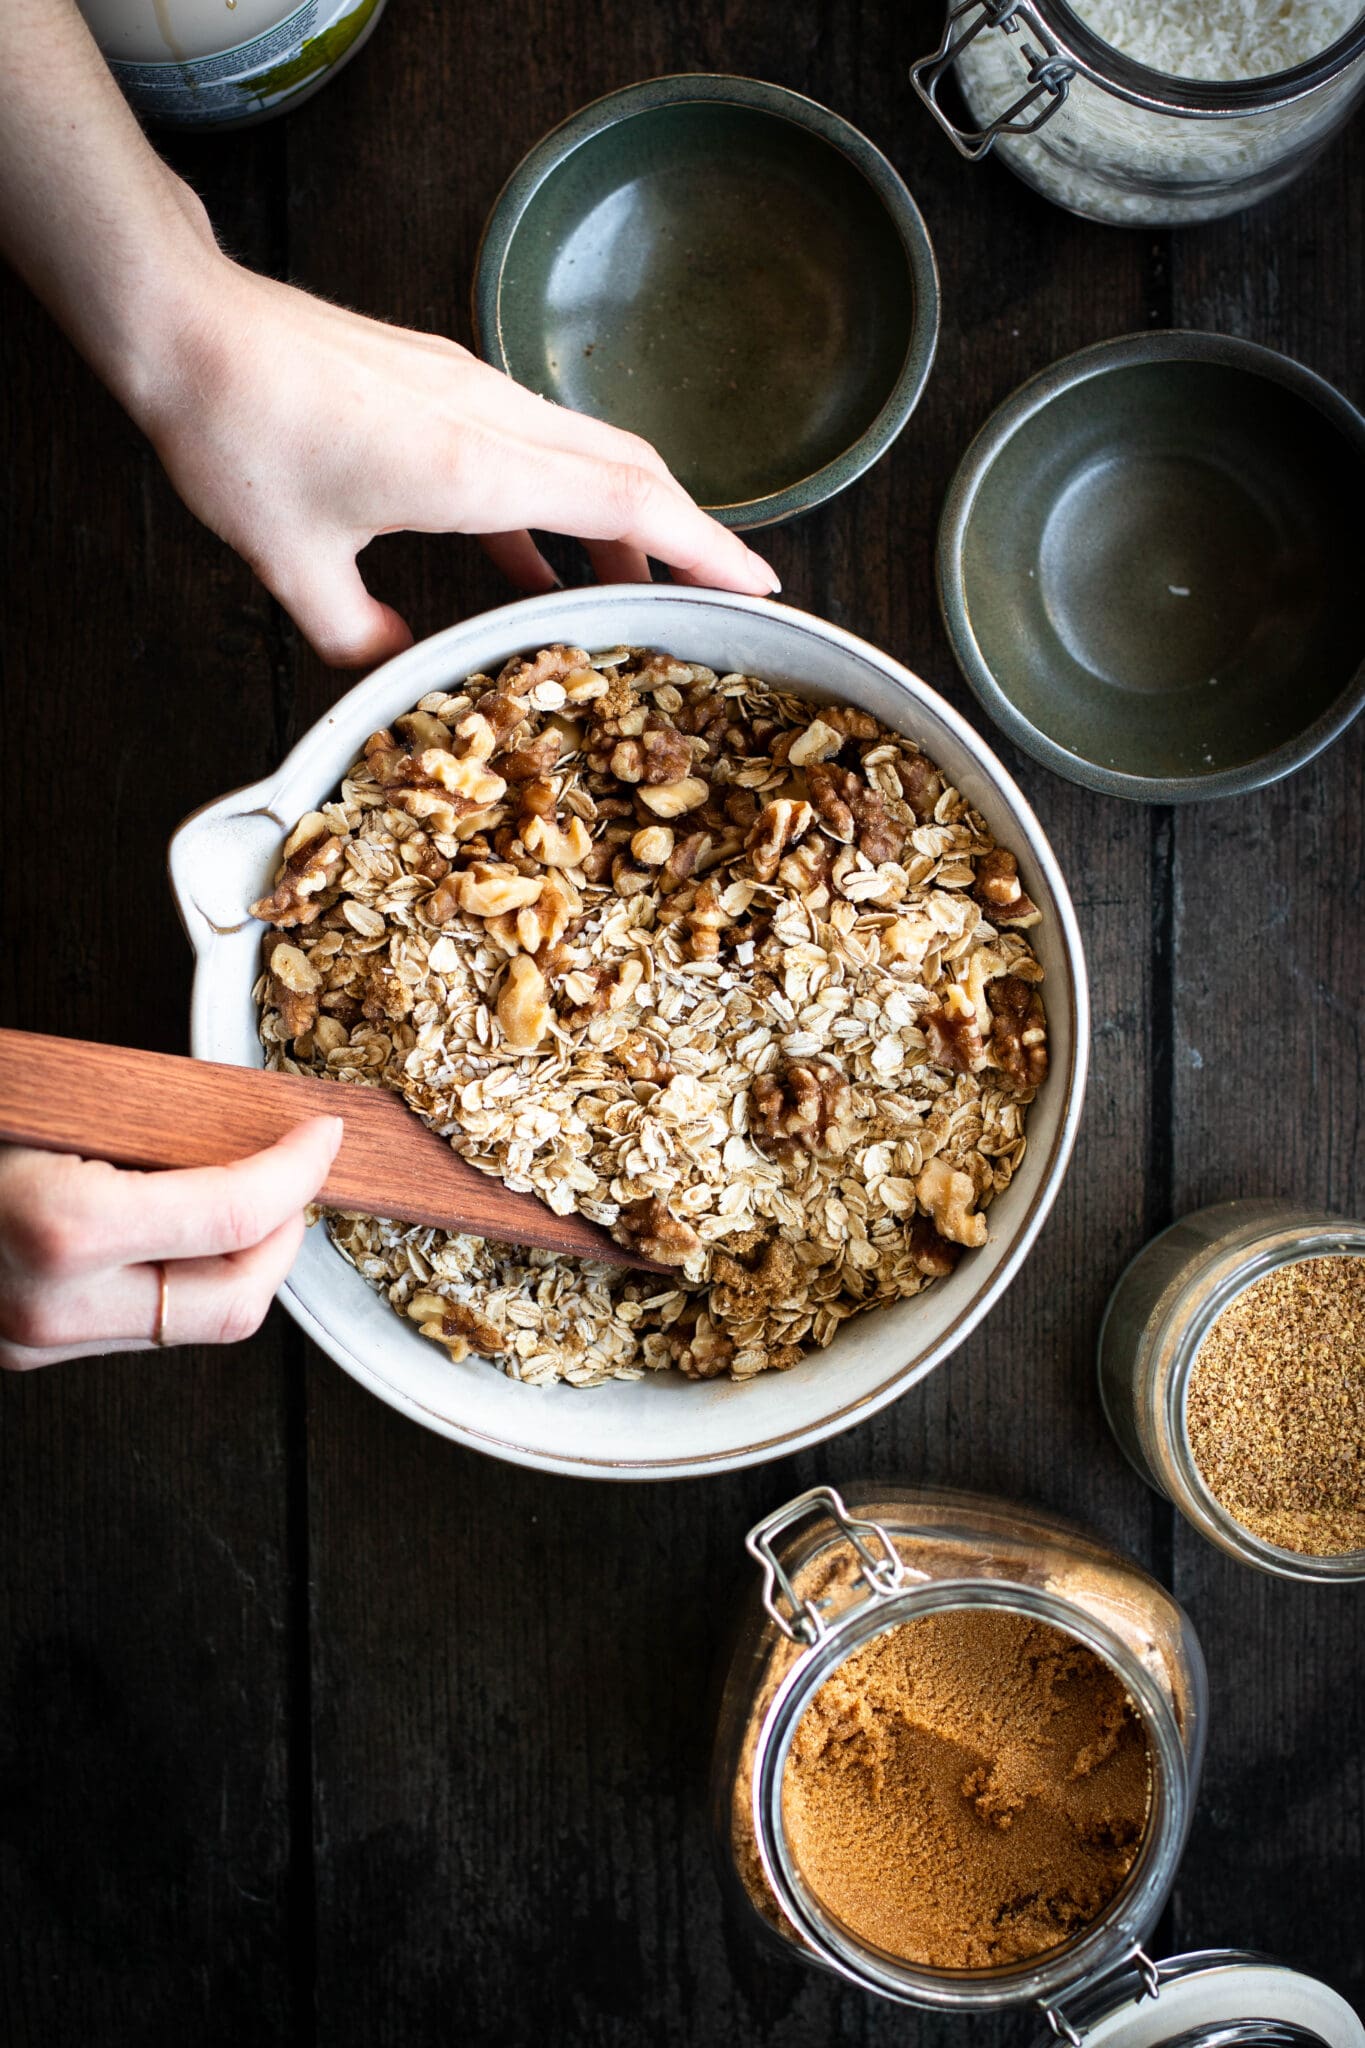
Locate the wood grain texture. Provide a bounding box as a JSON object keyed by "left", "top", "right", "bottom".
{"left": 0, "top": 1030, "right": 660, "bottom": 1267}
{"left": 1165, "top": 115, "right": 1365, "bottom": 1998}
{"left": 2, "top": 0, "right": 1363, "bottom": 2043}
{"left": 0, "top": 124, "right": 308, "bottom": 2048}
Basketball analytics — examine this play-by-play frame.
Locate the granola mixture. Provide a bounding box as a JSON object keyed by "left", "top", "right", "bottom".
{"left": 251, "top": 644, "right": 1049, "bottom": 1386}
{"left": 1187, "top": 1254, "right": 1365, "bottom": 1556}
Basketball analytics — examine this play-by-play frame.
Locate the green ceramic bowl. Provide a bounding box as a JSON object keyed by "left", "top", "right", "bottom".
{"left": 939, "top": 332, "right": 1365, "bottom": 802}
{"left": 474, "top": 75, "right": 939, "bottom": 529}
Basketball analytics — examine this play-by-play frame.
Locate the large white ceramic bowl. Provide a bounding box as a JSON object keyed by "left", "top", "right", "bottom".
{"left": 168, "top": 587, "right": 1088, "bottom": 1479}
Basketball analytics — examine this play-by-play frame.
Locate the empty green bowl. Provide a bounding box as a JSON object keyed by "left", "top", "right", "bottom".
{"left": 474, "top": 74, "right": 939, "bottom": 528}
{"left": 939, "top": 332, "right": 1365, "bottom": 802}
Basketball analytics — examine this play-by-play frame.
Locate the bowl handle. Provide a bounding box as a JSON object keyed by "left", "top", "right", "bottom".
{"left": 166, "top": 786, "right": 288, "bottom": 959}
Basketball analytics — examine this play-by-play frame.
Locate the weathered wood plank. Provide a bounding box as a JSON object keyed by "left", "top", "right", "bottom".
{"left": 0, "top": 127, "right": 307, "bottom": 2047}
{"left": 1168, "top": 121, "right": 1365, "bottom": 2009}
{"left": 1166, "top": 724, "right": 1365, "bottom": 2005}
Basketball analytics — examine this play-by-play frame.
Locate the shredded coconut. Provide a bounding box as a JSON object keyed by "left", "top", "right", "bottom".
{"left": 953, "top": 0, "right": 1364, "bottom": 224}
{"left": 1075, "top": 1, "right": 1360, "bottom": 81}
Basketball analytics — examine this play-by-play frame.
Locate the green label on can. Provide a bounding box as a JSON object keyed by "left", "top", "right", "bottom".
{"left": 106, "top": 0, "right": 383, "bottom": 126}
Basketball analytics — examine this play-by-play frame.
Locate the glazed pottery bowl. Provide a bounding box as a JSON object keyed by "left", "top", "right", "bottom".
{"left": 474, "top": 75, "right": 939, "bottom": 528}
{"left": 939, "top": 331, "right": 1365, "bottom": 802}
{"left": 168, "top": 586, "right": 1087, "bottom": 1480}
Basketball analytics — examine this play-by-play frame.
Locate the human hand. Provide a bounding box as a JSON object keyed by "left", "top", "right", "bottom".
{"left": 0, "top": 6, "right": 774, "bottom": 664}
{"left": 0, "top": 1116, "right": 341, "bottom": 1369}
{"left": 134, "top": 247, "right": 781, "bottom": 669}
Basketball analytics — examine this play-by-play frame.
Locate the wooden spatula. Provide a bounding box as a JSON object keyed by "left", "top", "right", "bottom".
{"left": 0, "top": 1028, "right": 667, "bottom": 1272}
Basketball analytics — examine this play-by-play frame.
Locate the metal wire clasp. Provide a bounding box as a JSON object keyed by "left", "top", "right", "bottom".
{"left": 911, "top": 0, "right": 1075, "bottom": 161}
{"left": 745, "top": 1485, "right": 908, "bottom": 1646}
{"left": 1040, "top": 1947, "right": 1163, "bottom": 2048}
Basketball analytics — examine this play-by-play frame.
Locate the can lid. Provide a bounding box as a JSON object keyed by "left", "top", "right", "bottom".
{"left": 1040, "top": 1951, "right": 1364, "bottom": 2048}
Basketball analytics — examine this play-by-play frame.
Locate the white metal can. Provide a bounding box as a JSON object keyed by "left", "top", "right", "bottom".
{"left": 78, "top": 0, "right": 388, "bottom": 127}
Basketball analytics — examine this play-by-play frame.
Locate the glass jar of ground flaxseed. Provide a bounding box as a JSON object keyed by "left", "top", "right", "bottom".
{"left": 1098, "top": 1200, "right": 1365, "bottom": 1584}
{"left": 710, "top": 1484, "right": 1207, "bottom": 2020}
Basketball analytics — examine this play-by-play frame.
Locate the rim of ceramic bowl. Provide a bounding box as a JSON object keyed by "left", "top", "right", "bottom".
{"left": 937, "top": 329, "right": 1365, "bottom": 805}
{"left": 167, "top": 587, "right": 1088, "bottom": 1480}
{"left": 472, "top": 73, "right": 941, "bottom": 530}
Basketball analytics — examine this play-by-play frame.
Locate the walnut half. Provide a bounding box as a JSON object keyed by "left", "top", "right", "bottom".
{"left": 496, "top": 954, "right": 550, "bottom": 1050}
{"left": 609, "top": 726, "right": 694, "bottom": 785}
{"left": 746, "top": 798, "right": 813, "bottom": 884}
{"left": 750, "top": 1059, "right": 858, "bottom": 1159}
{"left": 406, "top": 1292, "right": 507, "bottom": 1359}
{"left": 522, "top": 813, "right": 593, "bottom": 869}
{"left": 250, "top": 815, "right": 345, "bottom": 928}
{"left": 974, "top": 848, "right": 1041, "bottom": 927}
{"left": 806, "top": 763, "right": 905, "bottom": 864}
{"left": 988, "top": 976, "right": 1049, "bottom": 1088}
{"left": 454, "top": 862, "right": 544, "bottom": 919}
{"left": 637, "top": 775, "right": 709, "bottom": 819}
{"left": 915, "top": 1155, "right": 987, "bottom": 1249}
{"left": 907, "top": 1215, "right": 964, "bottom": 1278}
{"left": 922, "top": 984, "right": 987, "bottom": 1076}
{"left": 616, "top": 1195, "right": 701, "bottom": 1267}
{"left": 265, "top": 935, "right": 322, "bottom": 1039}
{"left": 677, "top": 1314, "right": 735, "bottom": 1380}
{"left": 561, "top": 956, "right": 644, "bottom": 1024}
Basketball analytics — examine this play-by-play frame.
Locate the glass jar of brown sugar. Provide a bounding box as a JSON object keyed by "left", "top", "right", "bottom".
{"left": 1099, "top": 1200, "right": 1365, "bottom": 1584}
{"left": 710, "top": 1484, "right": 1207, "bottom": 2023}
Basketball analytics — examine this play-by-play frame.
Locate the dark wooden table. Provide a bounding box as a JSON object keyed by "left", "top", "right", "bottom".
{"left": 3, "top": 4, "right": 1363, "bottom": 2042}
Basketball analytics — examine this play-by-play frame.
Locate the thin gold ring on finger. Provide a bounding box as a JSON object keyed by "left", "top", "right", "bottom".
{"left": 151, "top": 1262, "right": 171, "bottom": 1347}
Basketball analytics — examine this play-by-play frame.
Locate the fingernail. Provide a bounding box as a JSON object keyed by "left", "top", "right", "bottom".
{"left": 322, "top": 1114, "right": 344, "bottom": 1155}
{"left": 746, "top": 549, "right": 781, "bottom": 594}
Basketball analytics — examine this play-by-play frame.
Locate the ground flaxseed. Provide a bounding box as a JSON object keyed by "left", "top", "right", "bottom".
{"left": 1186, "top": 1253, "right": 1365, "bottom": 1556}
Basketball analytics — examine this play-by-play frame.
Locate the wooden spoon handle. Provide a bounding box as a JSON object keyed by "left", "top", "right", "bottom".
{"left": 0, "top": 1028, "right": 661, "bottom": 1270}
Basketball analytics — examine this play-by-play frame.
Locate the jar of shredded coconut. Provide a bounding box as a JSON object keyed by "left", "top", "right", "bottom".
{"left": 911, "top": 1, "right": 1365, "bottom": 224}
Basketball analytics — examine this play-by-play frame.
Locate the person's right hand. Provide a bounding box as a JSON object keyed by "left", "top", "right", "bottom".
{"left": 135, "top": 236, "right": 782, "bottom": 671}
{"left": 0, "top": 1116, "right": 341, "bottom": 1369}
{"left": 0, "top": 0, "right": 781, "bottom": 677}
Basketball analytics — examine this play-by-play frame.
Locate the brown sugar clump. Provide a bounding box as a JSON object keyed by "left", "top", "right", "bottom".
{"left": 780, "top": 1610, "right": 1151, "bottom": 1970}
{"left": 1186, "top": 1253, "right": 1365, "bottom": 1556}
